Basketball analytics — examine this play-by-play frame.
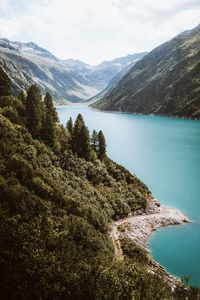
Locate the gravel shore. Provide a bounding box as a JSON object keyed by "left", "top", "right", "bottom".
{"left": 111, "top": 199, "right": 190, "bottom": 288}
{"left": 112, "top": 200, "right": 189, "bottom": 249}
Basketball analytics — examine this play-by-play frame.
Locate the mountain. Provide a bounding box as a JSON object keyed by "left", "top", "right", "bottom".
{"left": 92, "top": 24, "right": 200, "bottom": 119}
{"left": 85, "top": 53, "right": 147, "bottom": 91}
{"left": 0, "top": 39, "right": 98, "bottom": 103}
{"left": 89, "top": 52, "right": 147, "bottom": 103}
{"left": 0, "top": 39, "right": 145, "bottom": 103}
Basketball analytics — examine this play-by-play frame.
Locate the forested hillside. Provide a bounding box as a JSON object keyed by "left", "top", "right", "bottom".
{"left": 0, "top": 65, "right": 199, "bottom": 299}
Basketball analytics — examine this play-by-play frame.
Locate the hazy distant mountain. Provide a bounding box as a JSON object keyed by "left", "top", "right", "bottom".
{"left": 92, "top": 24, "right": 200, "bottom": 119}
{"left": 85, "top": 53, "right": 147, "bottom": 91}
{"left": 0, "top": 39, "right": 98, "bottom": 103}
{"left": 0, "top": 39, "right": 146, "bottom": 103}
{"left": 89, "top": 53, "right": 147, "bottom": 103}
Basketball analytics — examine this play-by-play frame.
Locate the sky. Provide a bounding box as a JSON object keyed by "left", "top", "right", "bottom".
{"left": 0, "top": 0, "right": 200, "bottom": 65}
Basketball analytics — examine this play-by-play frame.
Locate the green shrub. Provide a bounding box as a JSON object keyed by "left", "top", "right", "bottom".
{"left": 120, "top": 237, "right": 148, "bottom": 264}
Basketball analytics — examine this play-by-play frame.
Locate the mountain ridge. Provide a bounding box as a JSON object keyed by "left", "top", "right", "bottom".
{"left": 92, "top": 24, "right": 200, "bottom": 119}
{"left": 0, "top": 38, "right": 146, "bottom": 103}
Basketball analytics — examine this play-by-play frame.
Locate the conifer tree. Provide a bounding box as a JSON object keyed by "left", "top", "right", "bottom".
{"left": 0, "top": 66, "right": 11, "bottom": 96}
{"left": 25, "top": 85, "right": 43, "bottom": 138}
{"left": 80, "top": 125, "right": 91, "bottom": 160}
{"left": 18, "top": 90, "right": 26, "bottom": 106}
{"left": 58, "top": 124, "right": 69, "bottom": 152}
{"left": 42, "top": 112, "right": 54, "bottom": 147}
{"left": 42, "top": 93, "right": 56, "bottom": 146}
{"left": 66, "top": 117, "right": 73, "bottom": 135}
{"left": 44, "top": 92, "right": 58, "bottom": 123}
{"left": 18, "top": 91, "right": 26, "bottom": 117}
{"left": 91, "top": 130, "right": 98, "bottom": 152}
{"left": 75, "top": 113, "right": 84, "bottom": 124}
{"left": 72, "top": 114, "right": 91, "bottom": 160}
{"left": 98, "top": 130, "right": 106, "bottom": 160}
{"left": 72, "top": 113, "right": 84, "bottom": 155}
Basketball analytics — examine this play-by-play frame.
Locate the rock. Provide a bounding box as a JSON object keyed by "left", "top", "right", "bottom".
{"left": 154, "top": 199, "right": 161, "bottom": 207}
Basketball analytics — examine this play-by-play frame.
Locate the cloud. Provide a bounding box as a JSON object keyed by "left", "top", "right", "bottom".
{"left": 0, "top": 0, "right": 199, "bottom": 64}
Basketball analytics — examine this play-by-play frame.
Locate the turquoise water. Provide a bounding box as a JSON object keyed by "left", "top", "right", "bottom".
{"left": 57, "top": 105, "right": 200, "bottom": 286}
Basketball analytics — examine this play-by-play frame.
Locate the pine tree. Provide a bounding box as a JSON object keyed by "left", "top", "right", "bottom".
{"left": 42, "top": 93, "right": 57, "bottom": 146}
{"left": 18, "top": 90, "right": 26, "bottom": 115}
{"left": 72, "top": 114, "right": 84, "bottom": 155}
{"left": 80, "top": 125, "right": 91, "bottom": 160}
{"left": 44, "top": 92, "right": 58, "bottom": 123}
{"left": 66, "top": 117, "right": 73, "bottom": 135}
{"left": 42, "top": 112, "right": 54, "bottom": 147}
{"left": 72, "top": 114, "right": 91, "bottom": 160}
{"left": 0, "top": 66, "right": 11, "bottom": 96}
{"left": 98, "top": 130, "right": 106, "bottom": 160}
{"left": 91, "top": 130, "right": 98, "bottom": 152}
{"left": 75, "top": 113, "right": 84, "bottom": 124}
{"left": 25, "top": 85, "right": 43, "bottom": 138}
{"left": 18, "top": 90, "right": 26, "bottom": 105}
{"left": 57, "top": 124, "right": 69, "bottom": 153}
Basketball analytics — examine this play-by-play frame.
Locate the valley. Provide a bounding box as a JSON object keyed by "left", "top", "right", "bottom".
{"left": 0, "top": 38, "right": 146, "bottom": 103}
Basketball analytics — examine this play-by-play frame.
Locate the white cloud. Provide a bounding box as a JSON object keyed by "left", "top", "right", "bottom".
{"left": 0, "top": 0, "right": 199, "bottom": 64}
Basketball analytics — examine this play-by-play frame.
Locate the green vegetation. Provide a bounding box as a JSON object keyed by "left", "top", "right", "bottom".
{"left": 0, "top": 66, "right": 11, "bottom": 96}
{"left": 66, "top": 116, "right": 73, "bottom": 135}
{"left": 120, "top": 237, "right": 148, "bottom": 264}
{"left": 71, "top": 113, "right": 92, "bottom": 160}
{"left": 0, "top": 74, "right": 199, "bottom": 299}
{"left": 91, "top": 129, "right": 98, "bottom": 152}
{"left": 98, "top": 130, "right": 106, "bottom": 160}
{"left": 95, "top": 259, "right": 172, "bottom": 300}
{"left": 117, "top": 222, "right": 131, "bottom": 233}
{"left": 42, "top": 92, "right": 58, "bottom": 146}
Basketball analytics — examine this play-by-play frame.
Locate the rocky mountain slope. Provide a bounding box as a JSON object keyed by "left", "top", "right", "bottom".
{"left": 86, "top": 53, "right": 146, "bottom": 92}
{"left": 89, "top": 52, "right": 146, "bottom": 103}
{"left": 92, "top": 24, "right": 200, "bottom": 119}
{"left": 0, "top": 39, "right": 145, "bottom": 103}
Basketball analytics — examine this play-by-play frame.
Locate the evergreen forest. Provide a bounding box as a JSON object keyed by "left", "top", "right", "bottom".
{"left": 0, "top": 65, "right": 199, "bottom": 300}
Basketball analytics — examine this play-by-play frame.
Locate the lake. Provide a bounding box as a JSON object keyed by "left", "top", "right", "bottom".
{"left": 57, "top": 104, "right": 200, "bottom": 287}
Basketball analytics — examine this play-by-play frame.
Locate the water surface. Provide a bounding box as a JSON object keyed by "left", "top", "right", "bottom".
{"left": 57, "top": 104, "right": 200, "bottom": 286}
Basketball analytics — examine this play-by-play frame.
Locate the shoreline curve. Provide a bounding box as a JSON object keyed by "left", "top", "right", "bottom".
{"left": 111, "top": 199, "right": 190, "bottom": 288}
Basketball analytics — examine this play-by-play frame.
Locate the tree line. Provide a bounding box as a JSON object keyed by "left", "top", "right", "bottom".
{"left": 0, "top": 65, "right": 107, "bottom": 161}
{"left": 67, "top": 115, "right": 106, "bottom": 160}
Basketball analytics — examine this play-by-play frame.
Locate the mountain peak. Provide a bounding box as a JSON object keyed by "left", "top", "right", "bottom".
{"left": 0, "top": 38, "right": 58, "bottom": 61}
{"left": 26, "top": 41, "right": 39, "bottom": 48}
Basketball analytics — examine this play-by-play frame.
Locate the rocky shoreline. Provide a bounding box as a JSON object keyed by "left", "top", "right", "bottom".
{"left": 122, "top": 200, "right": 189, "bottom": 248}
{"left": 111, "top": 199, "right": 190, "bottom": 289}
